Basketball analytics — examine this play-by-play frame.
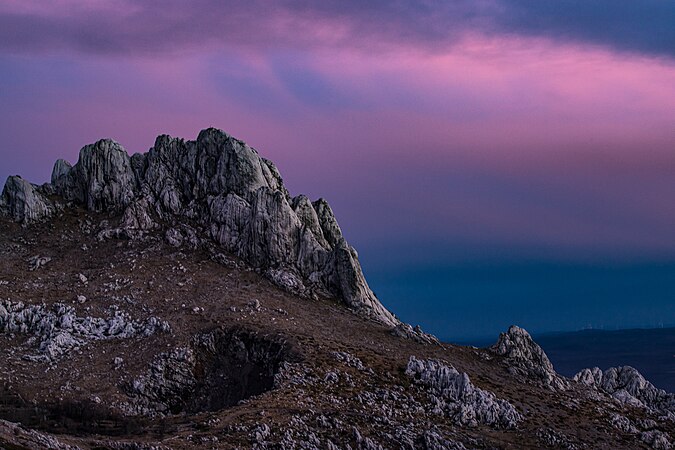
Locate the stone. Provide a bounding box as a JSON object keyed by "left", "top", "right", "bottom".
{"left": 52, "top": 139, "right": 136, "bottom": 212}
{"left": 641, "top": 430, "right": 672, "bottom": 450}
{"left": 574, "top": 366, "right": 675, "bottom": 418}
{"left": 391, "top": 323, "right": 439, "bottom": 345}
{"left": 0, "top": 176, "right": 57, "bottom": 223}
{"left": 610, "top": 414, "right": 638, "bottom": 433}
{"left": 28, "top": 255, "right": 52, "bottom": 271}
{"left": 491, "top": 325, "right": 568, "bottom": 390}
{"left": 0, "top": 419, "right": 79, "bottom": 449}
{"left": 405, "top": 356, "right": 522, "bottom": 429}
{"left": 0, "top": 300, "right": 170, "bottom": 360}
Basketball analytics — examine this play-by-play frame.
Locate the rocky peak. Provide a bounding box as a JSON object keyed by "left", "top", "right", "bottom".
{"left": 52, "top": 138, "right": 137, "bottom": 212}
{"left": 1, "top": 128, "right": 398, "bottom": 327}
{"left": 491, "top": 325, "right": 568, "bottom": 390}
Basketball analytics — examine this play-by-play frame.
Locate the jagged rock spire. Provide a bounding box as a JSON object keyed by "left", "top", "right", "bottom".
{"left": 1, "top": 128, "right": 397, "bottom": 326}
{"left": 491, "top": 325, "right": 568, "bottom": 390}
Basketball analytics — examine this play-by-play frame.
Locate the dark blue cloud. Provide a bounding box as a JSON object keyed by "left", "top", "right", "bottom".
{"left": 496, "top": 0, "right": 675, "bottom": 59}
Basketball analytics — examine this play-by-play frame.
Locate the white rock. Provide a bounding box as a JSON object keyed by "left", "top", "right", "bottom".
{"left": 406, "top": 356, "right": 522, "bottom": 429}
{"left": 492, "top": 325, "right": 568, "bottom": 390}
{"left": 574, "top": 366, "right": 675, "bottom": 417}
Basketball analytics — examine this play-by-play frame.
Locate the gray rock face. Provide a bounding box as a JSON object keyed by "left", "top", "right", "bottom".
{"left": 52, "top": 139, "right": 137, "bottom": 211}
{"left": 405, "top": 356, "right": 522, "bottom": 429}
{"left": 574, "top": 366, "right": 675, "bottom": 419}
{"left": 491, "top": 325, "right": 568, "bottom": 390}
{"left": 2, "top": 128, "right": 397, "bottom": 326}
{"left": 0, "top": 176, "right": 57, "bottom": 223}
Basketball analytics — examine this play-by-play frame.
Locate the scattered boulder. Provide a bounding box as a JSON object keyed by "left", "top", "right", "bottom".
{"left": 610, "top": 414, "right": 639, "bottom": 433}
{"left": 0, "top": 419, "right": 79, "bottom": 450}
{"left": 28, "top": 255, "right": 52, "bottom": 271}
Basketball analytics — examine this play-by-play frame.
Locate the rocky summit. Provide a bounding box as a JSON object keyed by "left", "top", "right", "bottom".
{"left": 0, "top": 129, "right": 673, "bottom": 449}
{"left": 2, "top": 128, "right": 396, "bottom": 327}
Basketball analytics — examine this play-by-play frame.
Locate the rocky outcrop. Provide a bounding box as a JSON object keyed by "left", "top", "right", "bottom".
{"left": 491, "top": 325, "right": 568, "bottom": 390}
{"left": 0, "top": 300, "right": 170, "bottom": 360}
{"left": 1, "top": 128, "right": 397, "bottom": 326}
{"left": 391, "top": 323, "right": 440, "bottom": 345}
{"left": 574, "top": 366, "right": 675, "bottom": 419}
{"left": 51, "top": 140, "right": 136, "bottom": 211}
{"left": 641, "top": 430, "right": 672, "bottom": 450}
{"left": 0, "top": 175, "right": 58, "bottom": 223}
{"left": 405, "top": 356, "right": 522, "bottom": 429}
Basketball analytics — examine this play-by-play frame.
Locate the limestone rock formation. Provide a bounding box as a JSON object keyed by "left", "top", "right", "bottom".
{"left": 51, "top": 139, "right": 136, "bottom": 211}
{"left": 123, "top": 328, "right": 292, "bottom": 417}
{"left": 1, "top": 128, "right": 397, "bottom": 326}
{"left": 0, "top": 176, "right": 57, "bottom": 223}
{"left": 574, "top": 366, "right": 675, "bottom": 419}
{"left": 405, "top": 356, "right": 522, "bottom": 429}
{"left": 0, "top": 300, "right": 170, "bottom": 360}
{"left": 491, "top": 325, "right": 569, "bottom": 390}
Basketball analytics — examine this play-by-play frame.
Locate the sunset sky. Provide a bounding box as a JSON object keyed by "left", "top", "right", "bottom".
{"left": 1, "top": 0, "right": 674, "bottom": 340}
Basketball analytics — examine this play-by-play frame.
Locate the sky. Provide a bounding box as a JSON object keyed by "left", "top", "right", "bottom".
{"left": 1, "top": 0, "right": 674, "bottom": 341}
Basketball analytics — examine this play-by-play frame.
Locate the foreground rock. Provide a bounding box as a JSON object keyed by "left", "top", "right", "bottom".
{"left": 0, "top": 300, "right": 170, "bottom": 360}
{"left": 405, "top": 356, "right": 522, "bottom": 429}
{"left": 575, "top": 366, "right": 675, "bottom": 419}
{"left": 1, "top": 128, "right": 397, "bottom": 326}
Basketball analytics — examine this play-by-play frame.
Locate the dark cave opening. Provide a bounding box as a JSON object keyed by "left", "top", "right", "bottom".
{"left": 0, "top": 327, "right": 297, "bottom": 436}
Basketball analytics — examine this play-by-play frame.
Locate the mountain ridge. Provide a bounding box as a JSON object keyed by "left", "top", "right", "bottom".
{"left": 2, "top": 128, "right": 399, "bottom": 327}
